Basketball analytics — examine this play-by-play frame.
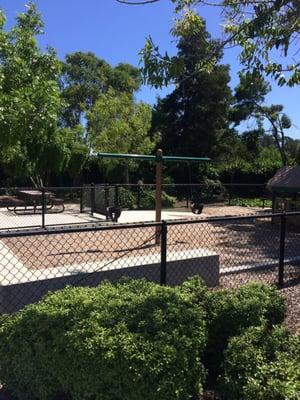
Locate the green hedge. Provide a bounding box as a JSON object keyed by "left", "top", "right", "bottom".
{"left": 180, "top": 280, "right": 286, "bottom": 386}
{"left": 0, "top": 279, "right": 291, "bottom": 400}
{"left": 204, "top": 283, "right": 286, "bottom": 385}
{"left": 221, "top": 325, "right": 300, "bottom": 400}
{"left": 0, "top": 280, "right": 206, "bottom": 400}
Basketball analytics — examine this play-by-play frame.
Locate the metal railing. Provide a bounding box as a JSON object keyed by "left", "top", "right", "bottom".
{"left": 0, "top": 211, "right": 299, "bottom": 313}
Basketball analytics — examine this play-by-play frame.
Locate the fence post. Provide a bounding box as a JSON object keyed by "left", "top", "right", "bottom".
{"left": 137, "top": 183, "right": 141, "bottom": 209}
{"left": 160, "top": 220, "right": 167, "bottom": 285}
{"left": 90, "top": 183, "right": 95, "bottom": 216}
{"left": 186, "top": 187, "right": 189, "bottom": 209}
{"left": 115, "top": 184, "right": 119, "bottom": 206}
{"left": 41, "top": 186, "right": 45, "bottom": 229}
{"left": 278, "top": 212, "right": 286, "bottom": 288}
{"left": 80, "top": 187, "right": 84, "bottom": 213}
{"left": 228, "top": 184, "right": 232, "bottom": 206}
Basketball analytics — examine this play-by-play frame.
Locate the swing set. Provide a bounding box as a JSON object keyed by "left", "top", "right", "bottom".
{"left": 97, "top": 149, "right": 210, "bottom": 224}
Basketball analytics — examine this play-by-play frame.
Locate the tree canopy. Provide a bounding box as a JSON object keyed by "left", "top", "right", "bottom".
{"left": 61, "top": 52, "right": 142, "bottom": 127}
{"left": 130, "top": 0, "right": 300, "bottom": 87}
{"left": 152, "top": 15, "right": 232, "bottom": 158}
{"left": 0, "top": 2, "right": 64, "bottom": 184}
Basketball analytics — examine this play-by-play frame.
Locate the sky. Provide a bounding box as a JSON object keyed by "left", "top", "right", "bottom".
{"left": 1, "top": 0, "right": 300, "bottom": 138}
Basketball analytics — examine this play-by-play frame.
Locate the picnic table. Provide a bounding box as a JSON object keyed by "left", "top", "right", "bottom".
{"left": 7, "top": 190, "right": 64, "bottom": 215}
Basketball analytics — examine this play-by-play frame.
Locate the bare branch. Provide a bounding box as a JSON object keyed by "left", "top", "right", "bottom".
{"left": 116, "top": 0, "right": 160, "bottom": 5}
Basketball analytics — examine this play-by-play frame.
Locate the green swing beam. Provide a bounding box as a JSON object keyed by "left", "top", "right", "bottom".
{"left": 97, "top": 152, "right": 210, "bottom": 163}
{"left": 98, "top": 150, "right": 210, "bottom": 243}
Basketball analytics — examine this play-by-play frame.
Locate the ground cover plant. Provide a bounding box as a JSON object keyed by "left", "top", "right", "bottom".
{"left": 0, "top": 279, "right": 298, "bottom": 400}
{"left": 230, "top": 198, "right": 272, "bottom": 208}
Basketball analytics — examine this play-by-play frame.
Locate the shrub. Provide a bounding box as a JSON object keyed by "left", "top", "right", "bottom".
{"left": 230, "top": 197, "right": 272, "bottom": 208}
{"left": 118, "top": 187, "right": 136, "bottom": 209}
{"left": 199, "top": 179, "right": 227, "bottom": 203}
{"left": 220, "top": 325, "right": 300, "bottom": 400}
{"left": 0, "top": 280, "right": 207, "bottom": 400}
{"left": 140, "top": 189, "right": 176, "bottom": 209}
{"left": 203, "top": 283, "right": 286, "bottom": 386}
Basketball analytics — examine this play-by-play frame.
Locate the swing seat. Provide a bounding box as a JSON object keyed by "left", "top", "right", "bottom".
{"left": 191, "top": 202, "right": 204, "bottom": 214}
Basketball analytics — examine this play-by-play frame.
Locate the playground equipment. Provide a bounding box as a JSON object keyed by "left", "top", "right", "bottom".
{"left": 97, "top": 149, "right": 210, "bottom": 241}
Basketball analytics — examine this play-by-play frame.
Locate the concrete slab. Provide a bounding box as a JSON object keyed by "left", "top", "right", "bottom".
{"left": 0, "top": 247, "right": 219, "bottom": 312}
{"left": 0, "top": 208, "right": 207, "bottom": 231}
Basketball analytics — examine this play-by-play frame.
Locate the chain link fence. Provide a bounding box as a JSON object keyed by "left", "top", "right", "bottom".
{"left": 0, "top": 212, "right": 299, "bottom": 313}
{"left": 0, "top": 184, "right": 272, "bottom": 232}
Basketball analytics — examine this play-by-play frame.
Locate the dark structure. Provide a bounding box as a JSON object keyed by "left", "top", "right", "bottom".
{"left": 267, "top": 166, "right": 300, "bottom": 213}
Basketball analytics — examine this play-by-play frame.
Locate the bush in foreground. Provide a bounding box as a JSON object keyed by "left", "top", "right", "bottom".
{"left": 221, "top": 325, "right": 300, "bottom": 400}
{"left": 180, "top": 279, "right": 286, "bottom": 386}
{"left": 0, "top": 280, "right": 206, "bottom": 400}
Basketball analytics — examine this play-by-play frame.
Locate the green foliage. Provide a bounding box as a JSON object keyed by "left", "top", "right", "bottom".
{"left": 140, "top": 1, "right": 300, "bottom": 87}
{"left": 0, "top": 280, "right": 207, "bottom": 400}
{"left": 0, "top": 3, "right": 63, "bottom": 184}
{"left": 118, "top": 187, "right": 136, "bottom": 209}
{"left": 221, "top": 325, "right": 300, "bottom": 400}
{"left": 88, "top": 89, "right": 154, "bottom": 154}
{"left": 203, "top": 283, "right": 286, "bottom": 385}
{"left": 230, "top": 197, "right": 272, "bottom": 208}
{"left": 222, "top": 0, "right": 300, "bottom": 87}
{"left": 140, "top": 189, "right": 176, "bottom": 209}
{"left": 151, "top": 13, "right": 232, "bottom": 160}
{"left": 199, "top": 179, "right": 227, "bottom": 203}
{"left": 140, "top": 10, "right": 220, "bottom": 88}
{"left": 61, "top": 52, "right": 141, "bottom": 127}
{"left": 87, "top": 89, "right": 158, "bottom": 182}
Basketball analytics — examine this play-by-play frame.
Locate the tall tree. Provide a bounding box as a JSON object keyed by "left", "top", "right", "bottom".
{"left": 61, "top": 52, "right": 142, "bottom": 127}
{"left": 0, "top": 2, "right": 64, "bottom": 185}
{"left": 231, "top": 72, "right": 292, "bottom": 165}
{"left": 151, "top": 12, "right": 232, "bottom": 160}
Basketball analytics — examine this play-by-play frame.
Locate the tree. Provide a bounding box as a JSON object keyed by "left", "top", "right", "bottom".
{"left": 150, "top": 12, "right": 232, "bottom": 175}
{"left": 60, "top": 52, "right": 112, "bottom": 127}
{"left": 221, "top": 0, "right": 300, "bottom": 86}
{"left": 0, "top": 2, "right": 65, "bottom": 185}
{"left": 119, "top": 0, "right": 300, "bottom": 87}
{"left": 61, "top": 52, "right": 141, "bottom": 127}
{"left": 87, "top": 89, "right": 157, "bottom": 182}
{"left": 231, "top": 72, "right": 293, "bottom": 165}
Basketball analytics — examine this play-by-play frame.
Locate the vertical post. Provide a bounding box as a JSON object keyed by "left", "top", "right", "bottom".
{"left": 160, "top": 220, "right": 167, "bottom": 285}
{"left": 271, "top": 192, "right": 276, "bottom": 224}
{"left": 104, "top": 185, "right": 110, "bottom": 220}
{"left": 137, "top": 182, "right": 141, "bottom": 209}
{"left": 90, "top": 183, "right": 95, "bottom": 217}
{"left": 278, "top": 212, "right": 286, "bottom": 288}
{"left": 228, "top": 183, "right": 232, "bottom": 206}
{"left": 41, "top": 186, "right": 45, "bottom": 229}
{"left": 115, "top": 184, "right": 119, "bottom": 206}
{"left": 80, "top": 187, "right": 84, "bottom": 213}
{"left": 155, "top": 149, "right": 163, "bottom": 244}
{"left": 186, "top": 186, "right": 189, "bottom": 209}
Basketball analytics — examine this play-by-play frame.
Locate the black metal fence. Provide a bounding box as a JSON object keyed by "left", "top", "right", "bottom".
{"left": 0, "top": 211, "right": 299, "bottom": 313}
{"left": 0, "top": 183, "right": 271, "bottom": 232}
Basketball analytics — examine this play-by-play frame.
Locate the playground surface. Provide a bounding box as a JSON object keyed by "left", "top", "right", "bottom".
{"left": 0, "top": 204, "right": 269, "bottom": 231}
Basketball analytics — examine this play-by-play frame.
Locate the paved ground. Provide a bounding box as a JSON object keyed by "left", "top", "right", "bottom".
{"left": 0, "top": 204, "right": 270, "bottom": 231}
